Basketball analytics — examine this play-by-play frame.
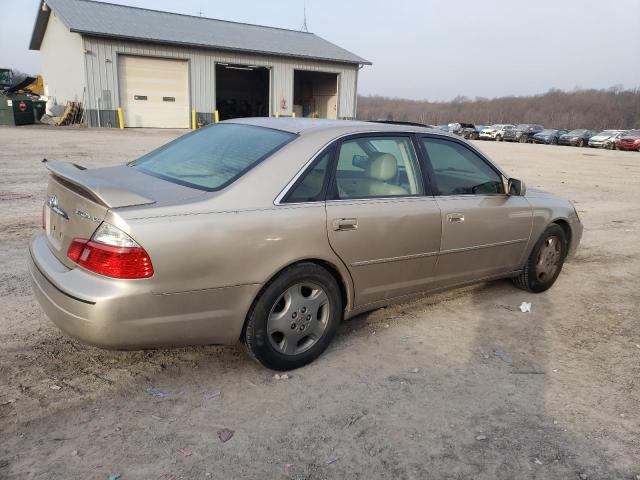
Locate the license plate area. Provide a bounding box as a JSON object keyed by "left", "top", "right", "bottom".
{"left": 45, "top": 205, "right": 66, "bottom": 251}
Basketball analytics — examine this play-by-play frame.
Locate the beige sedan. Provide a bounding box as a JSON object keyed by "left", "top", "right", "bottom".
{"left": 29, "top": 118, "right": 582, "bottom": 370}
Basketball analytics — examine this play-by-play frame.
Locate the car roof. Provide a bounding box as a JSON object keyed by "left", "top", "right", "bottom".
{"left": 222, "top": 117, "right": 445, "bottom": 136}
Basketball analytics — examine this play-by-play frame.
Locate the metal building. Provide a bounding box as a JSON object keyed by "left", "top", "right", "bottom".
{"left": 29, "top": 0, "right": 370, "bottom": 128}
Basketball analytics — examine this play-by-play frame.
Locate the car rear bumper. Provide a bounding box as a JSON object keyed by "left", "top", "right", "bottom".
{"left": 29, "top": 233, "right": 259, "bottom": 349}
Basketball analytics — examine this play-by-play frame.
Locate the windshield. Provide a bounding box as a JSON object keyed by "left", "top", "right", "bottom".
{"left": 567, "top": 129, "right": 587, "bottom": 135}
{"left": 130, "top": 123, "right": 296, "bottom": 191}
{"left": 0, "top": 69, "right": 12, "bottom": 86}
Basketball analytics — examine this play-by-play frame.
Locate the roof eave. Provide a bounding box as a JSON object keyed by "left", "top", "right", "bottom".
{"left": 29, "top": 1, "right": 50, "bottom": 50}
{"left": 75, "top": 30, "right": 372, "bottom": 66}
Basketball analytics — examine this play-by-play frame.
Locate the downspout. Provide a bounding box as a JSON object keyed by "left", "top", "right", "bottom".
{"left": 354, "top": 63, "right": 364, "bottom": 120}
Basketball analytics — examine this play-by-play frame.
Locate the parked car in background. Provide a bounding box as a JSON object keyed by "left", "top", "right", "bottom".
{"left": 558, "top": 129, "right": 596, "bottom": 147}
{"left": 460, "top": 123, "right": 480, "bottom": 140}
{"left": 588, "top": 130, "right": 627, "bottom": 150}
{"left": 479, "top": 124, "right": 515, "bottom": 141}
{"left": 532, "top": 129, "right": 568, "bottom": 145}
{"left": 503, "top": 124, "right": 544, "bottom": 143}
{"left": 436, "top": 125, "right": 450, "bottom": 132}
{"left": 615, "top": 130, "right": 640, "bottom": 151}
{"left": 29, "top": 118, "right": 583, "bottom": 370}
{"left": 448, "top": 122, "right": 475, "bottom": 137}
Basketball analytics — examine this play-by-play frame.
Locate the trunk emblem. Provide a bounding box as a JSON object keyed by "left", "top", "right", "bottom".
{"left": 47, "top": 195, "right": 68, "bottom": 220}
{"left": 74, "top": 208, "right": 101, "bottom": 223}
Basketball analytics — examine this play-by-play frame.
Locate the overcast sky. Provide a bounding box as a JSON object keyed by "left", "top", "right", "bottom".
{"left": 1, "top": 0, "right": 639, "bottom": 101}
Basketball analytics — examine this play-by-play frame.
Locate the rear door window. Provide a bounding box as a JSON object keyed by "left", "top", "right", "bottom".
{"left": 334, "top": 136, "right": 424, "bottom": 199}
{"left": 130, "top": 123, "right": 295, "bottom": 191}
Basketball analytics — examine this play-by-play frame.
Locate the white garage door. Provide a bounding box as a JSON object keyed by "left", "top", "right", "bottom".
{"left": 118, "top": 55, "right": 189, "bottom": 128}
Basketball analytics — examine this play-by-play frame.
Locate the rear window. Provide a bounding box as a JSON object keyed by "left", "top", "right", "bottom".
{"left": 129, "top": 123, "right": 296, "bottom": 191}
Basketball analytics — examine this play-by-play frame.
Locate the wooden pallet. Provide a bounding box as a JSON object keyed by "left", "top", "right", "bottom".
{"left": 56, "top": 101, "right": 83, "bottom": 126}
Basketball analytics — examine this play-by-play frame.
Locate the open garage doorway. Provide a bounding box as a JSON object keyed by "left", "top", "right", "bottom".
{"left": 293, "top": 70, "right": 338, "bottom": 119}
{"left": 215, "top": 63, "right": 269, "bottom": 120}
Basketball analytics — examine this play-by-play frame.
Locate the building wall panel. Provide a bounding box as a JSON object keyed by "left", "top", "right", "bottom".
{"left": 82, "top": 36, "right": 359, "bottom": 127}
{"left": 39, "top": 12, "right": 85, "bottom": 108}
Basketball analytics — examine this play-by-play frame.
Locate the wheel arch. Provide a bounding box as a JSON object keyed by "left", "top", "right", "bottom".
{"left": 550, "top": 218, "right": 572, "bottom": 257}
{"left": 239, "top": 258, "right": 353, "bottom": 341}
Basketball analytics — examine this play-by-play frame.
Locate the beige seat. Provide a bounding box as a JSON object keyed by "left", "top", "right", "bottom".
{"left": 364, "top": 153, "right": 408, "bottom": 196}
{"left": 336, "top": 152, "right": 409, "bottom": 198}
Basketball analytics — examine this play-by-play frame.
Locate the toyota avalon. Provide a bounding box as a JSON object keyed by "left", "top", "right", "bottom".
{"left": 30, "top": 119, "right": 583, "bottom": 370}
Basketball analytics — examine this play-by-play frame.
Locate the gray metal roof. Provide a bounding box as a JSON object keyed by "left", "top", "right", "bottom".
{"left": 30, "top": 0, "right": 371, "bottom": 65}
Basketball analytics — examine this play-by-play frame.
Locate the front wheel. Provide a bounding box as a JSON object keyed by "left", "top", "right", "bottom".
{"left": 513, "top": 224, "right": 568, "bottom": 293}
{"left": 243, "top": 263, "right": 342, "bottom": 370}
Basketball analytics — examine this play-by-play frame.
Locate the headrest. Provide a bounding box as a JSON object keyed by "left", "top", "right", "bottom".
{"left": 366, "top": 153, "right": 398, "bottom": 181}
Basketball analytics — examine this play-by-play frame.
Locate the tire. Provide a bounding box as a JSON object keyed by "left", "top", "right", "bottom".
{"left": 513, "top": 224, "right": 568, "bottom": 293}
{"left": 607, "top": 143, "right": 615, "bottom": 150}
{"left": 551, "top": 137, "right": 558, "bottom": 145}
{"left": 519, "top": 136, "right": 527, "bottom": 144}
{"left": 496, "top": 135, "right": 502, "bottom": 142}
{"left": 243, "top": 263, "right": 342, "bottom": 370}
{"left": 578, "top": 139, "right": 585, "bottom": 147}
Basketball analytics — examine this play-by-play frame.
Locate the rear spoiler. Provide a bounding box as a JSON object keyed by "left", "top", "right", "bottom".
{"left": 43, "top": 159, "right": 155, "bottom": 208}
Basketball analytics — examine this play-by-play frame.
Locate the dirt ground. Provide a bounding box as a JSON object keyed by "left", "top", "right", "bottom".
{"left": 0, "top": 125, "right": 638, "bottom": 480}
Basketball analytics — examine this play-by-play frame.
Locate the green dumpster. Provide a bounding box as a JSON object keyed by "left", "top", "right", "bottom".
{"left": 0, "top": 92, "right": 35, "bottom": 126}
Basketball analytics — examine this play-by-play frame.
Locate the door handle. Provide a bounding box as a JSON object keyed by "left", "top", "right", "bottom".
{"left": 447, "top": 213, "right": 465, "bottom": 223}
{"left": 332, "top": 218, "right": 358, "bottom": 231}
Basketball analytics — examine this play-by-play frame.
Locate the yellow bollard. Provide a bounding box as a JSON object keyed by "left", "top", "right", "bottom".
{"left": 191, "top": 110, "right": 196, "bottom": 129}
{"left": 214, "top": 110, "right": 219, "bottom": 123}
{"left": 117, "top": 107, "right": 124, "bottom": 129}
{"left": 291, "top": 112, "right": 296, "bottom": 118}
{"left": 275, "top": 111, "right": 280, "bottom": 118}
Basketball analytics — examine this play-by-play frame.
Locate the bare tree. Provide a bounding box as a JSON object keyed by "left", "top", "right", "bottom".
{"left": 356, "top": 87, "right": 640, "bottom": 130}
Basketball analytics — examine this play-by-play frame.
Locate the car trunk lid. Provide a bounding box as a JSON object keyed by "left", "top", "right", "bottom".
{"left": 43, "top": 160, "right": 202, "bottom": 268}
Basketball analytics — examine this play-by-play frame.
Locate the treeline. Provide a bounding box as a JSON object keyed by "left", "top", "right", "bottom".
{"left": 356, "top": 87, "right": 640, "bottom": 130}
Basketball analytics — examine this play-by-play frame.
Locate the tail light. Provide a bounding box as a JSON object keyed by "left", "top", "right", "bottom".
{"left": 67, "top": 223, "right": 153, "bottom": 279}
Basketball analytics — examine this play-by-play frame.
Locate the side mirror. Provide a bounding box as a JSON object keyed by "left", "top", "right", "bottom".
{"left": 508, "top": 178, "right": 526, "bottom": 196}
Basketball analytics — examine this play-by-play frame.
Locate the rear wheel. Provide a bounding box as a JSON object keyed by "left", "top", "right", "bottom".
{"left": 243, "top": 263, "right": 342, "bottom": 370}
{"left": 513, "top": 224, "right": 567, "bottom": 293}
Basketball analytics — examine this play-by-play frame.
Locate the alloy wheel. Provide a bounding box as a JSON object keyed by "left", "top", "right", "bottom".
{"left": 267, "top": 282, "right": 330, "bottom": 355}
{"left": 536, "top": 235, "right": 562, "bottom": 282}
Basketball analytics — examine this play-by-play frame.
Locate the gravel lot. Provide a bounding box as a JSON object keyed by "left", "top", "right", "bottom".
{"left": 1, "top": 125, "right": 639, "bottom": 480}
